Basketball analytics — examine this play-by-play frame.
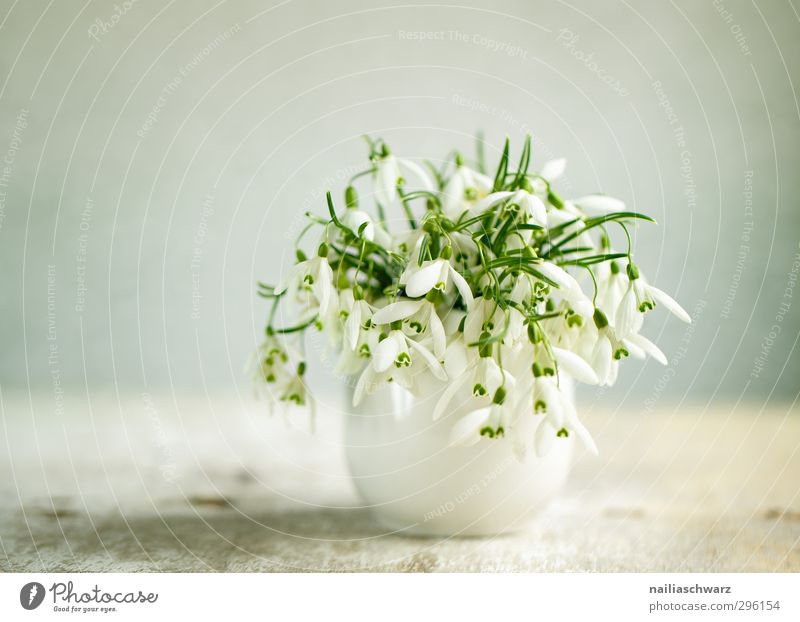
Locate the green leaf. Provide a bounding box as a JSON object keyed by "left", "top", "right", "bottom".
{"left": 492, "top": 137, "right": 510, "bottom": 192}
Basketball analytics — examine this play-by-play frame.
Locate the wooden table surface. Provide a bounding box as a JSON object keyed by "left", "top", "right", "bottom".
{"left": 1, "top": 393, "right": 798, "bottom": 572}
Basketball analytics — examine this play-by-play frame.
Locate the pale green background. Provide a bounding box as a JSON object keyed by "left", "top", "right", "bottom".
{"left": 0, "top": 0, "right": 798, "bottom": 408}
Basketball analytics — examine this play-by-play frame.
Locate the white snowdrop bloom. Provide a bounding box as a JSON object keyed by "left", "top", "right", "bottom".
{"left": 400, "top": 257, "right": 474, "bottom": 307}
{"left": 449, "top": 397, "right": 514, "bottom": 447}
{"left": 448, "top": 407, "right": 492, "bottom": 446}
{"left": 353, "top": 328, "right": 446, "bottom": 406}
{"left": 531, "top": 377, "right": 598, "bottom": 457}
{"left": 275, "top": 253, "right": 337, "bottom": 323}
{"left": 341, "top": 208, "right": 391, "bottom": 246}
{"left": 573, "top": 194, "right": 626, "bottom": 217}
{"left": 539, "top": 157, "right": 567, "bottom": 181}
{"left": 590, "top": 309, "right": 630, "bottom": 386}
{"left": 595, "top": 260, "right": 628, "bottom": 325}
{"left": 344, "top": 298, "right": 376, "bottom": 351}
{"left": 336, "top": 328, "right": 378, "bottom": 376}
{"left": 371, "top": 298, "right": 447, "bottom": 359}
{"left": 463, "top": 297, "right": 505, "bottom": 345}
{"left": 510, "top": 190, "right": 548, "bottom": 227}
{"left": 442, "top": 164, "right": 493, "bottom": 219}
{"left": 470, "top": 189, "right": 547, "bottom": 227}
{"left": 373, "top": 153, "right": 433, "bottom": 208}
{"left": 534, "top": 261, "right": 594, "bottom": 318}
{"left": 615, "top": 265, "right": 691, "bottom": 338}
{"left": 433, "top": 356, "right": 513, "bottom": 421}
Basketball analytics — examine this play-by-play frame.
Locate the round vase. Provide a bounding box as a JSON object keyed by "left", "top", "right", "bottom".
{"left": 344, "top": 374, "right": 574, "bottom": 536}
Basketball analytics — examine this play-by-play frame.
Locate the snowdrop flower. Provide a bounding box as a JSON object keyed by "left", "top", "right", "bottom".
{"left": 353, "top": 329, "right": 446, "bottom": 406}
{"left": 434, "top": 355, "right": 512, "bottom": 421}
{"left": 442, "top": 161, "right": 493, "bottom": 219}
{"left": 534, "top": 261, "right": 594, "bottom": 318}
{"left": 471, "top": 189, "right": 546, "bottom": 227}
{"left": 615, "top": 263, "right": 691, "bottom": 338}
{"left": 530, "top": 375, "right": 598, "bottom": 457}
{"left": 463, "top": 296, "right": 505, "bottom": 345}
{"left": 275, "top": 245, "right": 337, "bottom": 322}
{"left": 400, "top": 254, "right": 474, "bottom": 307}
{"left": 371, "top": 298, "right": 446, "bottom": 358}
{"left": 449, "top": 386, "right": 514, "bottom": 446}
{"left": 595, "top": 260, "right": 628, "bottom": 324}
{"left": 256, "top": 134, "right": 690, "bottom": 462}
{"left": 373, "top": 148, "right": 433, "bottom": 208}
{"left": 343, "top": 295, "right": 376, "bottom": 351}
{"left": 590, "top": 308, "right": 630, "bottom": 385}
{"left": 341, "top": 206, "right": 391, "bottom": 246}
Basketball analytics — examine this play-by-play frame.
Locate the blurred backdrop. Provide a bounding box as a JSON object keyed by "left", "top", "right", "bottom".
{"left": 0, "top": 0, "right": 798, "bottom": 408}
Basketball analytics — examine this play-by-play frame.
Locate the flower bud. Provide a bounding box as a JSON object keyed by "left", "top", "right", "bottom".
{"left": 345, "top": 185, "right": 358, "bottom": 209}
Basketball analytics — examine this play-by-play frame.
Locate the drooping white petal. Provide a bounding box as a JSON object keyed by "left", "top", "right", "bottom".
{"left": 571, "top": 419, "right": 599, "bottom": 455}
{"left": 404, "top": 260, "right": 447, "bottom": 298}
{"left": 449, "top": 409, "right": 489, "bottom": 446}
{"left": 397, "top": 157, "right": 434, "bottom": 192}
{"left": 373, "top": 332, "right": 401, "bottom": 372}
{"left": 448, "top": 265, "right": 474, "bottom": 308}
{"left": 535, "top": 261, "right": 580, "bottom": 292}
{"left": 314, "top": 260, "right": 333, "bottom": 318}
{"left": 353, "top": 364, "right": 374, "bottom": 406}
{"left": 407, "top": 339, "right": 447, "bottom": 381}
{"left": 375, "top": 155, "right": 399, "bottom": 207}
{"left": 534, "top": 419, "right": 557, "bottom": 457}
{"left": 473, "top": 191, "right": 514, "bottom": 214}
{"left": 540, "top": 381, "right": 565, "bottom": 429}
{"left": 341, "top": 209, "right": 375, "bottom": 241}
{"left": 428, "top": 307, "right": 446, "bottom": 359}
{"left": 552, "top": 347, "right": 599, "bottom": 385}
{"left": 433, "top": 370, "right": 469, "bottom": 420}
{"left": 442, "top": 168, "right": 467, "bottom": 216}
{"left": 591, "top": 336, "right": 612, "bottom": 385}
{"left": 574, "top": 194, "right": 626, "bottom": 216}
{"left": 615, "top": 285, "right": 640, "bottom": 338}
{"left": 443, "top": 340, "right": 470, "bottom": 378}
{"left": 625, "top": 333, "right": 668, "bottom": 365}
{"left": 539, "top": 158, "right": 566, "bottom": 181}
{"left": 274, "top": 263, "right": 302, "bottom": 296}
{"left": 371, "top": 299, "right": 425, "bottom": 325}
{"left": 344, "top": 302, "right": 362, "bottom": 350}
{"left": 518, "top": 191, "right": 547, "bottom": 227}
{"left": 648, "top": 285, "right": 691, "bottom": 323}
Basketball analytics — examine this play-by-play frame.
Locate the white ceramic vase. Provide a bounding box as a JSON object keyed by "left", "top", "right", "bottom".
{"left": 344, "top": 374, "right": 574, "bottom": 536}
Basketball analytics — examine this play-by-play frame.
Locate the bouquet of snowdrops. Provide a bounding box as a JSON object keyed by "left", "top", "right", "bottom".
{"left": 254, "top": 136, "right": 690, "bottom": 459}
